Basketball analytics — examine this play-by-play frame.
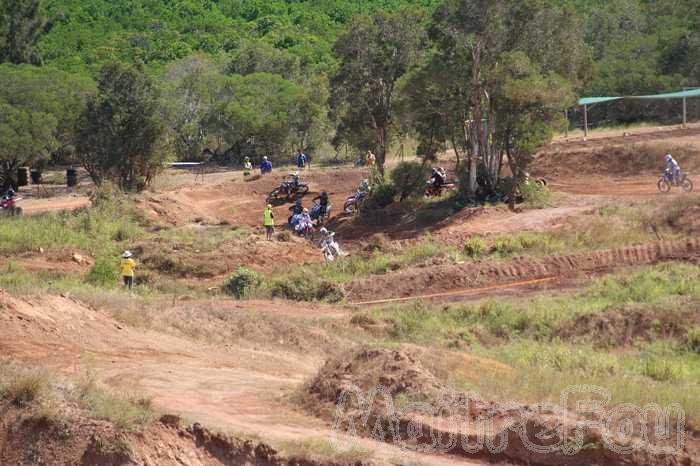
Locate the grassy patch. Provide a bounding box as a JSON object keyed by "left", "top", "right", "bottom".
{"left": 278, "top": 438, "right": 374, "bottom": 464}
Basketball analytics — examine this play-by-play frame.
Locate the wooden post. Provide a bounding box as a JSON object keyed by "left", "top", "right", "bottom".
{"left": 683, "top": 96, "right": 687, "bottom": 129}
{"left": 564, "top": 109, "right": 569, "bottom": 138}
{"left": 583, "top": 104, "right": 588, "bottom": 141}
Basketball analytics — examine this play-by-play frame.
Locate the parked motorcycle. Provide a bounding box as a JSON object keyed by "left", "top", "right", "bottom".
{"left": 658, "top": 169, "right": 693, "bottom": 193}
{"left": 0, "top": 196, "right": 22, "bottom": 216}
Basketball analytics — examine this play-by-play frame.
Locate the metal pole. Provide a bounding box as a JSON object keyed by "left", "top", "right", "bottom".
{"left": 583, "top": 105, "right": 588, "bottom": 140}
{"left": 683, "top": 96, "right": 687, "bottom": 129}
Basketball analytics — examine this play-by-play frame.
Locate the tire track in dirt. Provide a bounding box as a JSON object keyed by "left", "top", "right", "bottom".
{"left": 347, "top": 238, "right": 700, "bottom": 303}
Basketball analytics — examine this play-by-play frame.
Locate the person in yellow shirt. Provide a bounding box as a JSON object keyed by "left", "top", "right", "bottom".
{"left": 263, "top": 204, "right": 275, "bottom": 241}
{"left": 120, "top": 251, "right": 136, "bottom": 290}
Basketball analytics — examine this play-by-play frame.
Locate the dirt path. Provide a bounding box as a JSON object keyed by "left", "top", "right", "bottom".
{"left": 21, "top": 195, "right": 90, "bottom": 215}
{"left": 0, "top": 292, "right": 483, "bottom": 465}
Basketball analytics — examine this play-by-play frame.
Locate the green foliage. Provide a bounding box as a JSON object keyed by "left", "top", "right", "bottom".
{"left": 463, "top": 237, "right": 487, "bottom": 258}
{"left": 76, "top": 61, "right": 166, "bottom": 190}
{"left": 224, "top": 267, "right": 261, "bottom": 299}
{"left": 0, "top": 64, "right": 93, "bottom": 189}
{"left": 519, "top": 180, "right": 552, "bottom": 208}
{"left": 268, "top": 273, "right": 344, "bottom": 303}
{"left": 87, "top": 256, "right": 120, "bottom": 287}
{"left": 389, "top": 161, "right": 429, "bottom": 201}
{"left": 363, "top": 183, "right": 396, "bottom": 210}
{"left": 0, "top": 0, "right": 55, "bottom": 65}
{"left": 686, "top": 327, "right": 700, "bottom": 354}
{"left": 330, "top": 9, "right": 427, "bottom": 168}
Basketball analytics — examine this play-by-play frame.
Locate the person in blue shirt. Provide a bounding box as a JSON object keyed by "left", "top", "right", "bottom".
{"left": 261, "top": 156, "right": 273, "bottom": 175}
{"left": 665, "top": 154, "right": 682, "bottom": 184}
{"left": 296, "top": 149, "right": 307, "bottom": 170}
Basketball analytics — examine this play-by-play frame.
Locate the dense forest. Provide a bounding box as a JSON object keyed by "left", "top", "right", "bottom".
{"left": 1, "top": 0, "right": 699, "bottom": 193}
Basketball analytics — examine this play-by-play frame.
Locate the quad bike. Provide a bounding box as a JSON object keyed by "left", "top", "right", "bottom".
{"left": 321, "top": 234, "right": 343, "bottom": 262}
{"left": 0, "top": 196, "right": 22, "bottom": 216}
{"left": 267, "top": 179, "right": 309, "bottom": 202}
{"left": 343, "top": 190, "right": 369, "bottom": 213}
{"left": 425, "top": 181, "right": 456, "bottom": 197}
{"left": 658, "top": 170, "right": 694, "bottom": 193}
{"left": 312, "top": 201, "right": 332, "bottom": 226}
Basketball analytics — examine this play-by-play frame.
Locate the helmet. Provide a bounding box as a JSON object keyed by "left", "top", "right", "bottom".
{"left": 295, "top": 199, "right": 302, "bottom": 205}
{"left": 267, "top": 204, "right": 272, "bottom": 209}
{"left": 303, "top": 208, "right": 309, "bottom": 213}
{"left": 665, "top": 154, "right": 673, "bottom": 162}
{"left": 263, "top": 156, "right": 268, "bottom": 161}
{"left": 122, "top": 251, "right": 133, "bottom": 258}
{"left": 320, "top": 227, "right": 328, "bottom": 235}
{"left": 321, "top": 191, "right": 328, "bottom": 197}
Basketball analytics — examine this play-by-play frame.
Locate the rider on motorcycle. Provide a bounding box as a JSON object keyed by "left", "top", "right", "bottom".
{"left": 285, "top": 172, "right": 300, "bottom": 192}
{"left": 312, "top": 191, "right": 330, "bottom": 220}
{"left": 429, "top": 167, "right": 447, "bottom": 189}
{"left": 665, "top": 154, "right": 682, "bottom": 184}
{"left": 2, "top": 188, "right": 16, "bottom": 201}
{"left": 288, "top": 199, "right": 304, "bottom": 224}
{"left": 295, "top": 208, "right": 313, "bottom": 235}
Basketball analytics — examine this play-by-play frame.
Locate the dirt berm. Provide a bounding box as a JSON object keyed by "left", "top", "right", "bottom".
{"left": 302, "top": 348, "right": 699, "bottom": 466}
{"left": 0, "top": 409, "right": 365, "bottom": 466}
{"left": 347, "top": 238, "right": 700, "bottom": 303}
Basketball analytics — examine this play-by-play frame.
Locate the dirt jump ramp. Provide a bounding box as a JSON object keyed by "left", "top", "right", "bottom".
{"left": 347, "top": 238, "right": 700, "bottom": 303}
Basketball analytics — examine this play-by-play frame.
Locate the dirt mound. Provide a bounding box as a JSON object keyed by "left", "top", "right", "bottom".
{"left": 0, "top": 406, "right": 345, "bottom": 466}
{"left": 347, "top": 238, "right": 700, "bottom": 303}
{"left": 303, "top": 348, "right": 698, "bottom": 466}
{"left": 667, "top": 204, "right": 700, "bottom": 236}
{"left": 556, "top": 306, "right": 700, "bottom": 347}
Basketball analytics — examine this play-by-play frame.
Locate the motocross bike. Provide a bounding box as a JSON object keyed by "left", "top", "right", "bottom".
{"left": 425, "top": 181, "right": 456, "bottom": 197}
{"left": 312, "top": 202, "right": 332, "bottom": 226}
{"left": 267, "top": 179, "right": 309, "bottom": 202}
{"left": 343, "top": 190, "right": 368, "bottom": 213}
{"left": 321, "top": 234, "right": 343, "bottom": 262}
{"left": 0, "top": 196, "right": 22, "bottom": 216}
{"left": 658, "top": 169, "right": 694, "bottom": 193}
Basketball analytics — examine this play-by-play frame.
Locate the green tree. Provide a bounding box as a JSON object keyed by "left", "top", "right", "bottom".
{"left": 330, "top": 9, "right": 426, "bottom": 172}
{"left": 0, "top": 0, "right": 57, "bottom": 64}
{"left": 0, "top": 64, "right": 92, "bottom": 189}
{"left": 428, "top": 0, "right": 586, "bottom": 196}
{"left": 75, "top": 61, "right": 165, "bottom": 190}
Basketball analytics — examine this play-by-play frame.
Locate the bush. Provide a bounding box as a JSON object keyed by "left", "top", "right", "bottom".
{"left": 390, "top": 161, "right": 430, "bottom": 201}
{"left": 493, "top": 236, "right": 521, "bottom": 256}
{"left": 520, "top": 180, "right": 552, "bottom": 208}
{"left": 363, "top": 183, "right": 397, "bottom": 210}
{"left": 224, "top": 267, "right": 261, "bottom": 298}
{"left": 87, "top": 256, "right": 120, "bottom": 286}
{"left": 686, "top": 327, "right": 700, "bottom": 354}
{"left": 464, "top": 237, "right": 487, "bottom": 258}
{"left": 269, "top": 274, "right": 344, "bottom": 302}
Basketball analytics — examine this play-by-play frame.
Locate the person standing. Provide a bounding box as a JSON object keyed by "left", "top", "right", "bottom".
{"left": 243, "top": 156, "right": 253, "bottom": 178}
{"left": 366, "top": 150, "right": 376, "bottom": 168}
{"left": 120, "top": 251, "right": 136, "bottom": 290}
{"left": 263, "top": 204, "right": 275, "bottom": 241}
{"left": 261, "top": 156, "right": 273, "bottom": 175}
{"left": 296, "top": 149, "right": 307, "bottom": 170}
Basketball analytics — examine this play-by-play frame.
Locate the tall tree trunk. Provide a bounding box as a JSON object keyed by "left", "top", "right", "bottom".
{"left": 376, "top": 125, "right": 388, "bottom": 175}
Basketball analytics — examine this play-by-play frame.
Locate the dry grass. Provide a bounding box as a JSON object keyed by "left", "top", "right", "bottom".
{"left": 278, "top": 438, "right": 374, "bottom": 465}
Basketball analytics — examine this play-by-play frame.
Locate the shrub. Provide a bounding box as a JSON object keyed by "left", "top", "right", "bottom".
{"left": 223, "top": 267, "right": 261, "bottom": 299}
{"left": 87, "top": 256, "right": 120, "bottom": 286}
{"left": 364, "top": 183, "right": 396, "bottom": 210}
{"left": 464, "top": 237, "right": 487, "bottom": 258}
{"left": 390, "top": 161, "right": 430, "bottom": 201}
{"left": 493, "top": 236, "right": 521, "bottom": 256}
{"left": 520, "top": 180, "right": 552, "bottom": 208}
{"left": 686, "top": 327, "right": 700, "bottom": 354}
{"left": 269, "top": 274, "right": 344, "bottom": 302}
{"left": 0, "top": 368, "right": 49, "bottom": 406}
{"left": 640, "top": 358, "right": 688, "bottom": 382}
